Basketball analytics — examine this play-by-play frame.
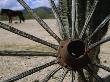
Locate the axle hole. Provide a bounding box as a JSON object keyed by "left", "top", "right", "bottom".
{"left": 67, "top": 40, "right": 85, "bottom": 58}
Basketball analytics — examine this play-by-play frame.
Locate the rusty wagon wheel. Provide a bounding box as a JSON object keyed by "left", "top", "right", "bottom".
{"left": 0, "top": 0, "right": 110, "bottom": 82}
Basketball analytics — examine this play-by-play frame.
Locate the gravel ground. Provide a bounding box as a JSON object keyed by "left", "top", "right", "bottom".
{"left": 0, "top": 19, "right": 110, "bottom": 82}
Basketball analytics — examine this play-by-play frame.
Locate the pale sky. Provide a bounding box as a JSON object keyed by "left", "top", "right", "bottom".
{"left": 0, "top": 0, "right": 58, "bottom": 10}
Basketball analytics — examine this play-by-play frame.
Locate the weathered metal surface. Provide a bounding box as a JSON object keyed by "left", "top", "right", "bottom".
{"left": 58, "top": 39, "right": 70, "bottom": 68}
{"left": 48, "top": 0, "right": 62, "bottom": 29}
{"left": 92, "top": 63, "right": 110, "bottom": 72}
{"left": 77, "top": 70, "right": 88, "bottom": 82}
{"left": 88, "top": 36, "right": 110, "bottom": 51}
{"left": 86, "top": 66, "right": 104, "bottom": 82}
{"left": 71, "top": 71, "right": 75, "bottom": 82}
{"left": 48, "top": 0, "right": 67, "bottom": 39}
{"left": 59, "top": 0, "right": 70, "bottom": 39}
{"left": 58, "top": 39, "right": 90, "bottom": 70}
{"left": 0, "top": 0, "right": 110, "bottom": 82}
{"left": 74, "top": 0, "right": 79, "bottom": 37}
{"left": 0, "top": 22, "right": 58, "bottom": 50}
{"left": 0, "top": 51, "right": 57, "bottom": 57}
{"left": 48, "top": 0, "right": 60, "bottom": 24}
{"left": 17, "top": 0, "right": 61, "bottom": 43}
{"left": 87, "top": 14, "right": 110, "bottom": 41}
{"left": 58, "top": 69, "right": 69, "bottom": 82}
{"left": 2, "top": 60, "right": 58, "bottom": 82}
{"left": 79, "top": 0, "right": 99, "bottom": 39}
{"left": 71, "top": 0, "right": 80, "bottom": 39}
{"left": 71, "top": 0, "right": 76, "bottom": 39}
{"left": 40, "top": 66, "right": 62, "bottom": 82}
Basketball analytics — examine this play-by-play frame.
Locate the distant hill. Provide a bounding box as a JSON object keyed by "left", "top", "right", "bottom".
{"left": 34, "top": 7, "right": 52, "bottom": 13}
{"left": 0, "top": 7, "right": 54, "bottom": 21}
{"left": 22, "top": 7, "right": 54, "bottom": 19}
{"left": 22, "top": 7, "right": 52, "bottom": 14}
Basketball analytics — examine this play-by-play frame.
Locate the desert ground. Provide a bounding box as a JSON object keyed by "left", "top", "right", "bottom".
{"left": 0, "top": 19, "right": 110, "bottom": 82}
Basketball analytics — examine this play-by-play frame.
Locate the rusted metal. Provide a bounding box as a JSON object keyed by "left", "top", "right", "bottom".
{"left": 72, "top": 0, "right": 76, "bottom": 39}
{"left": 87, "top": 14, "right": 110, "bottom": 41}
{"left": 79, "top": 0, "right": 99, "bottom": 39}
{"left": 48, "top": 0, "right": 67, "bottom": 39}
{"left": 86, "top": 66, "right": 104, "bottom": 82}
{"left": 0, "top": 51, "right": 57, "bottom": 57}
{"left": 71, "top": 71, "right": 75, "bottom": 82}
{"left": 58, "top": 69, "right": 69, "bottom": 82}
{"left": 59, "top": 0, "right": 70, "bottom": 39}
{"left": 71, "top": 0, "right": 79, "bottom": 39}
{"left": 91, "top": 63, "right": 110, "bottom": 72}
{"left": 48, "top": 0, "right": 62, "bottom": 27}
{"left": 74, "top": 0, "right": 79, "bottom": 37}
{"left": 88, "top": 36, "right": 110, "bottom": 51}
{"left": 77, "top": 70, "right": 87, "bottom": 82}
{"left": 41, "top": 66, "right": 62, "bottom": 82}
{"left": 58, "top": 39, "right": 91, "bottom": 70}
{"left": 0, "top": 0, "right": 110, "bottom": 82}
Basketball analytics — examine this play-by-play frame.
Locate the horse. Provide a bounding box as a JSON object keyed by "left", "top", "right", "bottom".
{"left": 0, "top": 9, "right": 25, "bottom": 23}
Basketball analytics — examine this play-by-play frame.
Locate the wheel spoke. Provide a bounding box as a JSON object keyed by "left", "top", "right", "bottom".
{"left": 58, "top": 69, "right": 69, "bottom": 82}
{"left": 79, "top": 0, "right": 99, "bottom": 39}
{"left": 48, "top": 0, "right": 67, "bottom": 39}
{"left": 0, "top": 51, "right": 57, "bottom": 57}
{"left": 72, "top": 0, "right": 79, "bottom": 39}
{"left": 48, "top": 0, "right": 62, "bottom": 30}
{"left": 17, "top": 0, "right": 61, "bottom": 43}
{"left": 71, "top": 71, "right": 75, "bottom": 82}
{"left": 71, "top": 0, "right": 76, "bottom": 39}
{"left": 40, "top": 66, "right": 62, "bottom": 82}
{"left": 86, "top": 66, "right": 104, "bottom": 82}
{"left": 67, "top": 0, "right": 72, "bottom": 37}
{"left": 87, "top": 14, "right": 110, "bottom": 41}
{"left": 88, "top": 36, "right": 110, "bottom": 51}
{"left": 74, "top": 0, "right": 79, "bottom": 37}
{"left": 59, "top": 0, "right": 70, "bottom": 39}
{"left": 91, "top": 63, "right": 110, "bottom": 72}
{"left": 0, "top": 22, "right": 58, "bottom": 50}
{"left": 77, "top": 70, "right": 88, "bottom": 82}
{"left": 2, "top": 60, "right": 58, "bottom": 82}
{"left": 48, "top": 0, "right": 60, "bottom": 20}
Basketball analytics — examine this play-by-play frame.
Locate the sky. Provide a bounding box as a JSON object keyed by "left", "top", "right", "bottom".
{"left": 0, "top": 0, "right": 58, "bottom": 10}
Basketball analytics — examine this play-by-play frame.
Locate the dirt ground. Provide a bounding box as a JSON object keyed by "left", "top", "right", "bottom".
{"left": 0, "top": 19, "right": 110, "bottom": 82}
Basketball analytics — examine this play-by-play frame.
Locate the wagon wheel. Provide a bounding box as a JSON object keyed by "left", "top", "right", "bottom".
{"left": 0, "top": 0, "right": 110, "bottom": 82}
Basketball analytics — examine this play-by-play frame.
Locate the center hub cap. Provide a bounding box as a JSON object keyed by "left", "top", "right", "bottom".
{"left": 58, "top": 39, "right": 90, "bottom": 70}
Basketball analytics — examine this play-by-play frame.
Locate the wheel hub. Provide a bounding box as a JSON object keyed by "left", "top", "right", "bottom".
{"left": 58, "top": 39, "right": 90, "bottom": 70}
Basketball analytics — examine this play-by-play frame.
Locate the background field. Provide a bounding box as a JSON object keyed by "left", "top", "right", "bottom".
{"left": 0, "top": 19, "right": 110, "bottom": 82}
